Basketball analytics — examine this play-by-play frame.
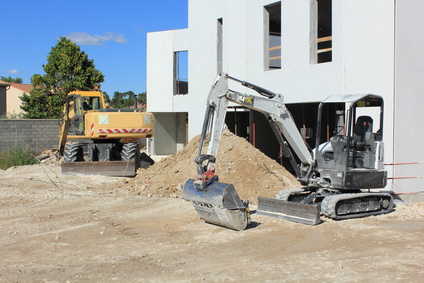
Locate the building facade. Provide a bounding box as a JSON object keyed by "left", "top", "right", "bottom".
{"left": 0, "top": 81, "right": 32, "bottom": 118}
{"left": 146, "top": 0, "right": 424, "bottom": 195}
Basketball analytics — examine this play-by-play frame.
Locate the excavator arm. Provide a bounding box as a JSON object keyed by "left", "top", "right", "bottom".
{"left": 194, "top": 74, "right": 315, "bottom": 184}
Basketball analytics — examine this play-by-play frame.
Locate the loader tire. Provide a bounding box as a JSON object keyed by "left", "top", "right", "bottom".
{"left": 121, "top": 142, "right": 140, "bottom": 161}
{"left": 63, "top": 143, "right": 83, "bottom": 162}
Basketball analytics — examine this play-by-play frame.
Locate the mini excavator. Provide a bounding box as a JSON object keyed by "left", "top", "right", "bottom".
{"left": 183, "top": 74, "right": 393, "bottom": 230}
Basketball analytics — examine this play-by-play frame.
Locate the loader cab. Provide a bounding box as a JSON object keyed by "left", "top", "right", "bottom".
{"left": 81, "top": 95, "right": 104, "bottom": 111}
{"left": 314, "top": 94, "right": 386, "bottom": 190}
{"left": 65, "top": 91, "right": 106, "bottom": 135}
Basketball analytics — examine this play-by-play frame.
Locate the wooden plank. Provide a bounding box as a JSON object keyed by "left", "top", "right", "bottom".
{"left": 269, "top": 56, "right": 281, "bottom": 60}
{"left": 317, "top": 47, "right": 332, "bottom": 54}
{"left": 317, "top": 36, "right": 332, "bottom": 43}
{"left": 269, "top": 45, "right": 281, "bottom": 51}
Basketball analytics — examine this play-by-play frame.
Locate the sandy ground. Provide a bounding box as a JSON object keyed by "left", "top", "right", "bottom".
{"left": 1, "top": 162, "right": 423, "bottom": 282}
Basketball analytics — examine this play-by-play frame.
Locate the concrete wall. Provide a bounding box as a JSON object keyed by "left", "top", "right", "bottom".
{"left": 147, "top": 29, "right": 189, "bottom": 113}
{"left": 148, "top": 113, "right": 187, "bottom": 155}
{"left": 393, "top": 0, "right": 424, "bottom": 193}
{"left": 0, "top": 119, "right": 59, "bottom": 153}
{"left": 244, "top": 0, "right": 344, "bottom": 102}
{"left": 179, "top": 0, "right": 346, "bottom": 141}
{"left": 343, "top": 0, "right": 396, "bottom": 187}
{"left": 146, "top": 29, "right": 190, "bottom": 153}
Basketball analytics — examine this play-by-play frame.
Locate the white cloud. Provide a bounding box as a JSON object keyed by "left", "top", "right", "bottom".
{"left": 65, "top": 32, "right": 128, "bottom": 46}
{"left": 0, "top": 69, "right": 20, "bottom": 74}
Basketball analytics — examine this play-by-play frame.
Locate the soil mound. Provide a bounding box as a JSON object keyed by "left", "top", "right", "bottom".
{"left": 129, "top": 130, "right": 300, "bottom": 203}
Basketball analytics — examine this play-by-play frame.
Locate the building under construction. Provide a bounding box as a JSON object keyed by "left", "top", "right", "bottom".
{"left": 146, "top": 0, "right": 424, "bottom": 197}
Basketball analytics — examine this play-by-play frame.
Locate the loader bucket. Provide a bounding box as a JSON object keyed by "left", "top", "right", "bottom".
{"left": 257, "top": 197, "right": 321, "bottom": 225}
{"left": 61, "top": 160, "right": 137, "bottom": 177}
{"left": 183, "top": 179, "right": 249, "bottom": 231}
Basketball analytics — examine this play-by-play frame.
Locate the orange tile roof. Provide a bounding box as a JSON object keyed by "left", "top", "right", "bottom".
{"left": 0, "top": 80, "right": 33, "bottom": 93}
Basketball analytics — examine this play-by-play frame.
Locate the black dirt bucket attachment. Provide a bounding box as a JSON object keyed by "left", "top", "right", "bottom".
{"left": 183, "top": 179, "right": 249, "bottom": 231}
{"left": 257, "top": 197, "right": 321, "bottom": 225}
{"left": 61, "top": 160, "right": 137, "bottom": 177}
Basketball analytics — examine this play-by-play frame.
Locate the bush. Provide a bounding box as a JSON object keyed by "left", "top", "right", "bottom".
{"left": 0, "top": 146, "right": 39, "bottom": 170}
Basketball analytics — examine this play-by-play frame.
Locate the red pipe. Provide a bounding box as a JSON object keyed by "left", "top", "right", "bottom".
{"left": 385, "top": 162, "right": 424, "bottom": 166}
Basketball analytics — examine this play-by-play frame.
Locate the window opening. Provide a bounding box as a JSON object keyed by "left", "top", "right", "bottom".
{"left": 317, "top": 0, "right": 332, "bottom": 63}
{"left": 265, "top": 2, "right": 281, "bottom": 70}
{"left": 174, "top": 51, "right": 188, "bottom": 95}
{"left": 335, "top": 110, "right": 346, "bottom": 136}
{"left": 82, "top": 97, "right": 102, "bottom": 110}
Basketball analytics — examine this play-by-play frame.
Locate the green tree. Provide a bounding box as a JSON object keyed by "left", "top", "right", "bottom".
{"left": 102, "top": 91, "right": 111, "bottom": 104}
{"left": 110, "top": 91, "right": 137, "bottom": 108}
{"left": 20, "top": 37, "right": 104, "bottom": 119}
{"left": 138, "top": 92, "right": 147, "bottom": 104}
{"left": 0, "top": 76, "right": 23, "bottom": 83}
{"left": 108, "top": 91, "right": 146, "bottom": 108}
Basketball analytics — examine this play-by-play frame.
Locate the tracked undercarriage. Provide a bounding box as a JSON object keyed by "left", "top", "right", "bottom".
{"left": 257, "top": 188, "right": 394, "bottom": 225}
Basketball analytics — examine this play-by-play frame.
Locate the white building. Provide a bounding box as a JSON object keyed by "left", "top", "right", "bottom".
{"left": 146, "top": 0, "right": 424, "bottom": 196}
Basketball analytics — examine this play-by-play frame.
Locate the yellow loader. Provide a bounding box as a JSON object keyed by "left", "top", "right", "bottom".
{"left": 58, "top": 90, "right": 154, "bottom": 177}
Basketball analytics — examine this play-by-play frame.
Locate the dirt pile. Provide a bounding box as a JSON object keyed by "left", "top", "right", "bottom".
{"left": 128, "top": 130, "right": 300, "bottom": 203}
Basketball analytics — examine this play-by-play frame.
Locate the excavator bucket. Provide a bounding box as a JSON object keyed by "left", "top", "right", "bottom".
{"left": 183, "top": 179, "right": 249, "bottom": 231}
{"left": 257, "top": 197, "right": 321, "bottom": 225}
{"left": 61, "top": 160, "right": 137, "bottom": 177}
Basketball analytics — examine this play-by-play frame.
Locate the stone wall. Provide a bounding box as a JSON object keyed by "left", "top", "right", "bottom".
{"left": 0, "top": 119, "right": 59, "bottom": 153}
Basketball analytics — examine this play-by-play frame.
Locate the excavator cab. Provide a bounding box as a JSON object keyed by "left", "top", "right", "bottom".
{"left": 258, "top": 94, "right": 392, "bottom": 222}
{"left": 314, "top": 94, "right": 386, "bottom": 189}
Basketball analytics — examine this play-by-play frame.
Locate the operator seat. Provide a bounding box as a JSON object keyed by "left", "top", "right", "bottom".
{"left": 82, "top": 102, "right": 92, "bottom": 111}
{"left": 353, "top": 116, "right": 375, "bottom": 152}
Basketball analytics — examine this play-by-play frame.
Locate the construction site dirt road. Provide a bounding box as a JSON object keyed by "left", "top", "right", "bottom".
{"left": 1, "top": 132, "right": 423, "bottom": 282}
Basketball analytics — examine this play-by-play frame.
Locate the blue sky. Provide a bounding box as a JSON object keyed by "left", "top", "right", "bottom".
{"left": 1, "top": 0, "right": 188, "bottom": 95}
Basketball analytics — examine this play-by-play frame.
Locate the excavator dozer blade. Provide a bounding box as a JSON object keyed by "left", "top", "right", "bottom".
{"left": 183, "top": 179, "right": 249, "bottom": 231}
{"left": 257, "top": 197, "right": 321, "bottom": 225}
{"left": 61, "top": 161, "right": 137, "bottom": 177}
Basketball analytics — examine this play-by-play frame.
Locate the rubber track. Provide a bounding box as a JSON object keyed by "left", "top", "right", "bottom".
{"left": 321, "top": 193, "right": 394, "bottom": 220}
